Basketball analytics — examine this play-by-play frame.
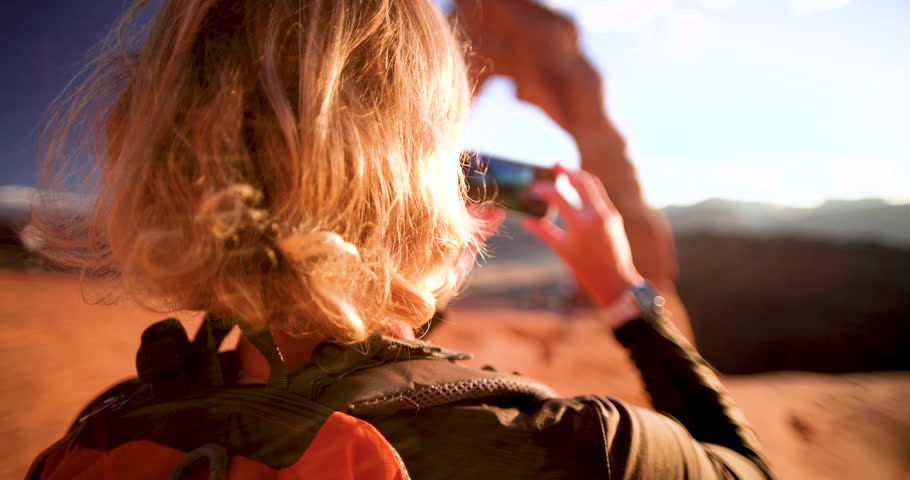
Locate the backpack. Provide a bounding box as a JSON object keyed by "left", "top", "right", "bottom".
{"left": 27, "top": 315, "right": 557, "bottom": 479}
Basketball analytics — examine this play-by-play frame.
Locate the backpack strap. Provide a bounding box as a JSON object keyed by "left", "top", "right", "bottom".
{"left": 238, "top": 324, "right": 288, "bottom": 389}
{"left": 134, "top": 314, "right": 239, "bottom": 400}
{"left": 135, "top": 318, "right": 192, "bottom": 398}
{"left": 191, "top": 317, "right": 235, "bottom": 388}
{"left": 288, "top": 334, "right": 558, "bottom": 416}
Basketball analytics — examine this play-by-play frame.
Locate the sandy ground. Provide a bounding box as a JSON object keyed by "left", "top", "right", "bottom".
{"left": 1, "top": 270, "right": 908, "bottom": 479}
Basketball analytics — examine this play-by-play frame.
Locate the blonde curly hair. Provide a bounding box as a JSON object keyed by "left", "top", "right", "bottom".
{"left": 33, "top": 0, "right": 482, "bottom": 342}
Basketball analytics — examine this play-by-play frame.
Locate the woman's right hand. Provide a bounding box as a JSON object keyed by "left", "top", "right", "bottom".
{"left": 522, "top": 164, "right": 645, "bottom": 321}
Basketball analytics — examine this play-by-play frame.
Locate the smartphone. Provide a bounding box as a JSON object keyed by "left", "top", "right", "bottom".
{"left": 462, "top": 152, "right": 557, "bottom": 218}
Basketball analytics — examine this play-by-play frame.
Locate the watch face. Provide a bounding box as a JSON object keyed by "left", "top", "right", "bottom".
{"left": 631, "top": 282, "right": 665, "bottom": 317}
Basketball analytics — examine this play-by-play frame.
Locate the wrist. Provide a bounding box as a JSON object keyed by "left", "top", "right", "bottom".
{"left": 607, "top": 290, "right": 644, "bottom": 329}
{"left": 587, "top": 270, "right": 645, "bottom": 311}
{"left": 601, "top": 280, "right": 663, "bottom": 330}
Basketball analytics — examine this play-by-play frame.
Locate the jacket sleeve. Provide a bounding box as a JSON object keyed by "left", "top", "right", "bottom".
{"left": 604, "top": 315, "right": 774, "bottom": 479}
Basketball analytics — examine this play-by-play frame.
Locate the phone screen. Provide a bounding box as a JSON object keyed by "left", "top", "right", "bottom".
{"left": 462, "top": 152, "right": 556, "bottom": 218}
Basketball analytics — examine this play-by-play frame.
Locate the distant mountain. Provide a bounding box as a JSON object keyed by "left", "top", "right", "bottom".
{"left": 470, "top": 214, "right": 910, "bottom": 375}
{"left": 663, "top": 198, "right": 910, "bottom": 247}
{"left": 675, "top": 232, "right": 910, "bottom": 374}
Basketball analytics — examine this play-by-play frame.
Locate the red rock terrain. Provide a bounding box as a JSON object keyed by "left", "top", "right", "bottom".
{"left": 2, "top": 270, "right": 908, "bottom": 479}
{"left": 4, "top": 2, "right": 905, "bottom": 479}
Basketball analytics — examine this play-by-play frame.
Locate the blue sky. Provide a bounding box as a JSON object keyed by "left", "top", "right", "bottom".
{"left": 459, "top": 0, "right": 910, "bottom": 206}
{"left": 2, "top": 0, "right": 907, "bottom": 208}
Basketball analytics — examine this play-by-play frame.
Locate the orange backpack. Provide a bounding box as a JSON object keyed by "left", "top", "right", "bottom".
{"left": 28, "top": 317, "right": 408, "bottom": 479}
{"left": 28, "top": 316, "right": 556, "bottom": 479}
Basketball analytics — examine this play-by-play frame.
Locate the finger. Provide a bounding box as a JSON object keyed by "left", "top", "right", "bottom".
{"left": 531, "top": 181, "right": 577, "bottom": 224}
{"left": 475, "top": 207, "right": 505, "bottom": 240}
{"left": 466, "top": 204, "right": 506, "bottom": 253}
{"left": 467, "top": 204, "right": 505, "bottom": 229}
{"left": 521, "top": 216, "right": 566, "bottom": 256}
{"left": 576, "top": 169, "right": 618, "bottom": 213}
{"left": 554, "top": 163, "right": 609, "bottom": 213}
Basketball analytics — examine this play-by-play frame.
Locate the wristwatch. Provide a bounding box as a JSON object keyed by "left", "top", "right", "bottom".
{"left": 628, "top": 281, "right": 666, "bottom": 324}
